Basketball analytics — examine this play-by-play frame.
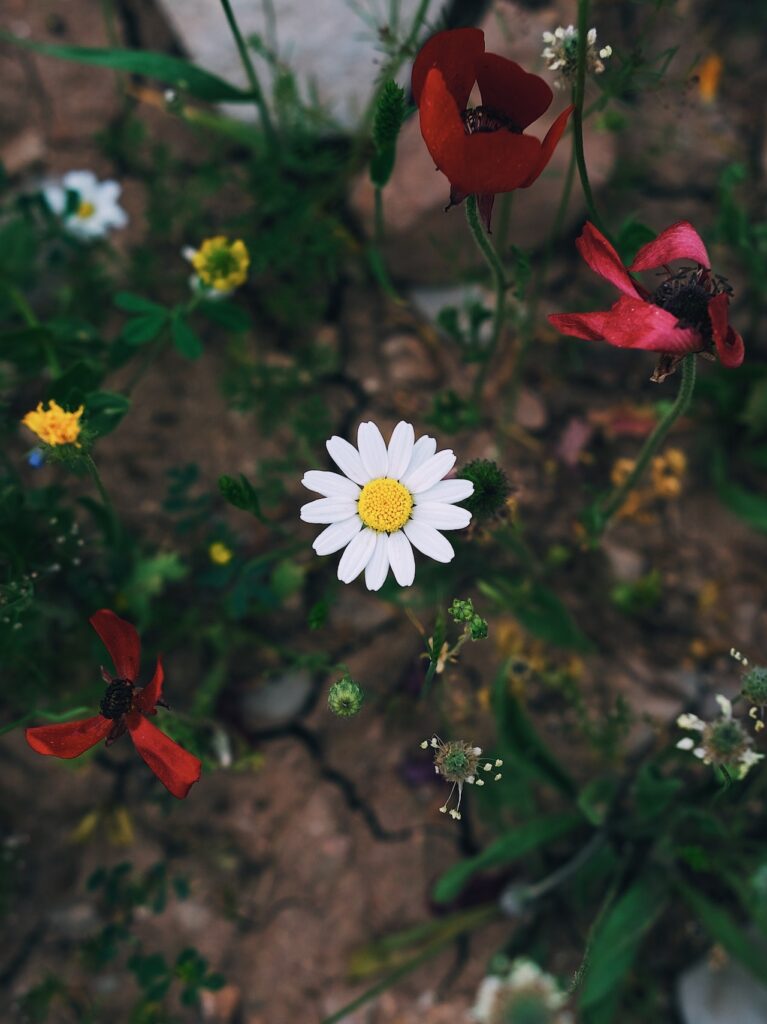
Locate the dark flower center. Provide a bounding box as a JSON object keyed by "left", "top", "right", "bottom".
{"left": 650, "top": 267, "right": 732, "bottom": 344}
{"left": 461, "top": 105, "right": 520, "bottom": 135}
{"left": 99, "top": 678, "right": 134, "bottom": 720}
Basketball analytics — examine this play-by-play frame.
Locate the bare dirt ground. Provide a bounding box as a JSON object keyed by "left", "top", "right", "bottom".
{"left": 2, "top": 1, "right": 767, "bottom": 1022}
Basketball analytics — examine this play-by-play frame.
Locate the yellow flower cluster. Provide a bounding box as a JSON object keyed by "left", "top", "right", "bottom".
{"left": 209, "top": 541, "right": 233, "bottom": 565}
{"left": 22, "top": 400, "right": 84, "bottom": 447}
{"left": 191, "top": 236, "right": 249, "bottom": 292}
{"left": 611, "top": 448, "right": 687, "bottom": 522}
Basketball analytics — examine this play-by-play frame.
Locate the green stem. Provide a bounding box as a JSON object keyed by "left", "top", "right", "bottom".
{"left": 572, "top": 0, "right": 609, "bottom": 237}
{"left": 465, "top": 194, "right": 508, "bottom": 405}
{"left": 5, "top": 283, "right": 61, "bottom": 377}
{"left": 218, "top": 0, "right": 277, "bottom": 149}
{"left": 85, "top": 455, "right": 120, "bottom": 543}
{"left": 596, "top": 354, "right": 697, "bottom": 532}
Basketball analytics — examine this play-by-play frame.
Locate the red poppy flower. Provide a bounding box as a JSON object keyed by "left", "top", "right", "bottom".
{"left": 411, "top": 27, "right": 573, "bottom": 229}
{"left": 25, "top": 610, "right": 201, "bottom": 799}
{"left": 548, "top": 220, "right": 744, "bottom": 381}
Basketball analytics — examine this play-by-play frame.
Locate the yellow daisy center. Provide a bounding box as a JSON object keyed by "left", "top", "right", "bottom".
{"left": 191, "top": 236, "right": 250, "bottom": 291}
{"left": 357, "top": 477, "right": 413, "bottom": 533}
{"left": 22, "top": 400, "right": 84, "bottom": 447}
{"left": 77, "top": 200, "right": 96, "bottom": 219}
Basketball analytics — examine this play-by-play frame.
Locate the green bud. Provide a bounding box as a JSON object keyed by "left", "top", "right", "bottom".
{"left": 469, "top": 614, "right": 488, "bottom": 641}
{"left": 327, "top": 676, "right": 364, "bottom": 717}
{"left": 449, "top": 597, "right": 474, "bottom": 623}
{"left": 371, "top": 81, "right": 407, "bottom": 187}
{"left": 456, "top": 459, "right": 511, "bottom": 520}
{"left": 742, "top": 666, "right": 767, "bottom": 707}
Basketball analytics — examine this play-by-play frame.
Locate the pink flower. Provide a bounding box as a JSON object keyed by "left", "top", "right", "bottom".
{"left": 548, "top": 221, "right": 744, "bottom": 381}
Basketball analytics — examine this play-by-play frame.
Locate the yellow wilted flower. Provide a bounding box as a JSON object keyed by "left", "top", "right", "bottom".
{"left": 695, "top": 54, "right": 723, "bottom": 104}
{"left": 22, "top": 400, "right": 84, "bottom": 447}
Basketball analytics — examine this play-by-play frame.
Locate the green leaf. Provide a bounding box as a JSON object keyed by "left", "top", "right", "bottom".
{"left": 579, "top": 873, "right": 668, "bottom": 1013}
{"left": 218, "top": 473, "right": 267, "bottom": 521}
{"left": 479, "top": 578, "right": 594, "bottom": 651}
{"left": 121, "top": 312, "right": 168, "bottom": 346}
{"left": 4, "top": 35, "right": 258, "bottom": 103}
{"left": 492, "top": 663, "right": 577, "bottom": 796}
{"left": 47, "top": 360, "right": 102, "bottom": 406}
{"left": 578, "top": 777, "right": 619, "bottom": 826}
{"left": 677, "top": 881, "right": 766, "bottom": 982}
{"left": 84, "top": 390, "right": 131, "bottom": 437}
{"left": 115, "top": 291, "right": 166, "bottom": 315}
{"left": 199, "top": 300, "right": 251, "bottom": 331}
{"left": 712, "top": 448, "right": 767, "bottom": 531}
{"left": 433, "top": 812, "right": 583, "bottom": 904}
{"left": 171, "top": 314, "right": 203, "bottom": 359}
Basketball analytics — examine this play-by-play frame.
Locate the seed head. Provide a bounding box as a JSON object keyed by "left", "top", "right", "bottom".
{"left": 327, "top": 676, "right": 365, "bottom": 717}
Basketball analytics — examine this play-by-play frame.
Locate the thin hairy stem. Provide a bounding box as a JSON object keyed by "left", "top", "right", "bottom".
{"left": 465, "top": 194, "right": 508, "bottom": 405}
{"left": 219, "top": 0, "right": 277, "bottom": 148}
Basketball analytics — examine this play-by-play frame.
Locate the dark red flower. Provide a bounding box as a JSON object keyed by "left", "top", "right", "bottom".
{"left": 411, "top": 28, "right": 573, "bottom": 229}
{"left": 548, "top": 221, "right": 744, "bottom": 381}
{"left": 26, "top": 610, "right": 201, "bottom": 799}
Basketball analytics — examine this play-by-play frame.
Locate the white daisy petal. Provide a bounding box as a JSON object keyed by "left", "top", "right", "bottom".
{"left": 300, "top": 497, "right": 357, "bottom": 524}
{"left": 62, "top": 170, "right": 98, "bottom": 194}
{"left": 302, "top": 470, "right": 361, "bottom": 498}
{"left": 312, "top": 516, "right": 362, "bottom": 555}
{"left": 403, "top": 435, "right": 437, "bottom": 477}
{"left": 326, "top": 436, "right": 368, "bottom": 485}
{"left": 357, "top": 422, "right": 389, "bottom": 478}
{"left": 403, "top": 521, "right": 455, "bottom": 563}
{"left": 42, "top": 185, "right": 66, "bottom": 215}
{"left": 412, "top": 502, "right": 471, "bottom": 530}
{"left": 337, "top": 527, "right": 377, "bottom": 583}
{"left": 402, "top": 450, "right": 456, "bottom": 493}
{"left": 388, "top": 531, "right": 415, "bottom": 586}
{"left": 386, "top": 421, "right": 415, "bottom": 480}
{"left": 414, "top": 479, "right": 474, "bottom": 505}
{"left": 364, "top": 533, "right": 390, "bottom": 591}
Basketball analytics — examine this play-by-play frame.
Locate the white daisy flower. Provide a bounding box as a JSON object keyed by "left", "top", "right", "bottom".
{"left": 43, "top": 170, "right": 128, "bottom": 240}
{"left": 300, "top": 421, "right": 474, "bottom": 591}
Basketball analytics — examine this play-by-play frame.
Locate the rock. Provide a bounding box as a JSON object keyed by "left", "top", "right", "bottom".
{"left": 677, "top": 953, "right": 767, "bottom": 1024}
{"left": 238, "top": 668, "right": 313, "bottom": 726}
{"left": 157, "top": 0, "right": 439, "bottom": 130}
{"left": 1, "top": 128, "right": 45, "bottom": 176}
{"left": 201, "top": 984, "right": 241, "bottom": 1022}
{"left": 602, "top": 539, "right": 645, "bottom": 584}
{"left": 514, "top": 388, "right": 548, "bottom": 431}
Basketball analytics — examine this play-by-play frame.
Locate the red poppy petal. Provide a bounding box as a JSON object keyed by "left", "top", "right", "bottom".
{"left": 90, "top": 609, "right": 141, "bottom": 681}
{"left": 476, "top": 54, "right": 552, "bottom": 130}
{"left": 134, "top": 657, "right": 164, "bottom": 714}
{"left": 708, "top": 293, "right": 745, "bottom": 367}
{"left": 598, "top": 296, "right": 702, "bottom": 353}
{"left": 576, "top": 222, "right": 641, "bottom": 299}
{"left": 127, "top": 713, "right": 201, "bottom": 799}
{"left": 26, "top": 716, "right": 112, "bottom": 759}
{"left": 548, "top": 311, "right": 611, "bottom": 341}
{"left": 420, "top": 69, "right": 542, "bottom": 193}
{"left": 519, "top": 104, "right": 573, "bottom": 188}
{"left": 629, "top": 221, "right": 710, "bottom": 271}
{"left": 412, "top": 28, "right": 485, "bottom": 109}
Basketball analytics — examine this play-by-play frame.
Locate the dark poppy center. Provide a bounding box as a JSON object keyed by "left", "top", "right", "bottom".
{"left": 99, "top": 678, "right": 134, "bottom": 720}
{"left": 461, "top": 105, "right": 520, "bottom": 135}
{"left": 650, "top": 267, "right": 731, "bottom": 344}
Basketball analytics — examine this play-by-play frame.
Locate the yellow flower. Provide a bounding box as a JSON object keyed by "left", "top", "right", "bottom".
{"left": 191, "top": 236, "right": 249, "bottom": 292}
{"left": 22, "top": 400, "right": 84, "bottom": 447}
{"left": 209, "top": 541, "right": 233, "bottom": 565}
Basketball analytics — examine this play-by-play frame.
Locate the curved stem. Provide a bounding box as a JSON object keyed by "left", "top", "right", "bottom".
{"left": 596, "top": 354, "right": 697, "bottom": 532}
{"left": 85, "top": 455, "right": 120, "bottom": 543}
{"left": 572, "top": 0, "right": 609, "bottom": 238}
{"left": 218, "top": 0, "right": 277, "bottom": 149}
{"left": 465, "top": 194, "right": 508, "bottom": 405}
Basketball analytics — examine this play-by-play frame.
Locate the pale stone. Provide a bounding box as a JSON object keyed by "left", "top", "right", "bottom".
{"left": 677, "top": 954, "right": 767, "bottom": 1024}
{"left": 157, "top": 0, "right": 439, "bottom": 129}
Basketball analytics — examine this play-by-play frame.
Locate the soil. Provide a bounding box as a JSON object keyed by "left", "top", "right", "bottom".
{"left": 1, "top": 1, "right": 766, "bottom": 1023}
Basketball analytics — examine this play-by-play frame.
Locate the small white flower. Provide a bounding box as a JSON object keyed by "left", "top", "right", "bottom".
{"left": 43, "top": 170, "right": 128, "bottom": 240}
{"left": 471, "top": 958, "right": 572, "bottom": 1023}
{"left": 541, "top": 24, "right": 611, "bottom": 87}
{"left": 300, "top": 421, "right": 474, "bottom": 591}
{"left": 677, "top": 694, "right": 764, "bottom": 779}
